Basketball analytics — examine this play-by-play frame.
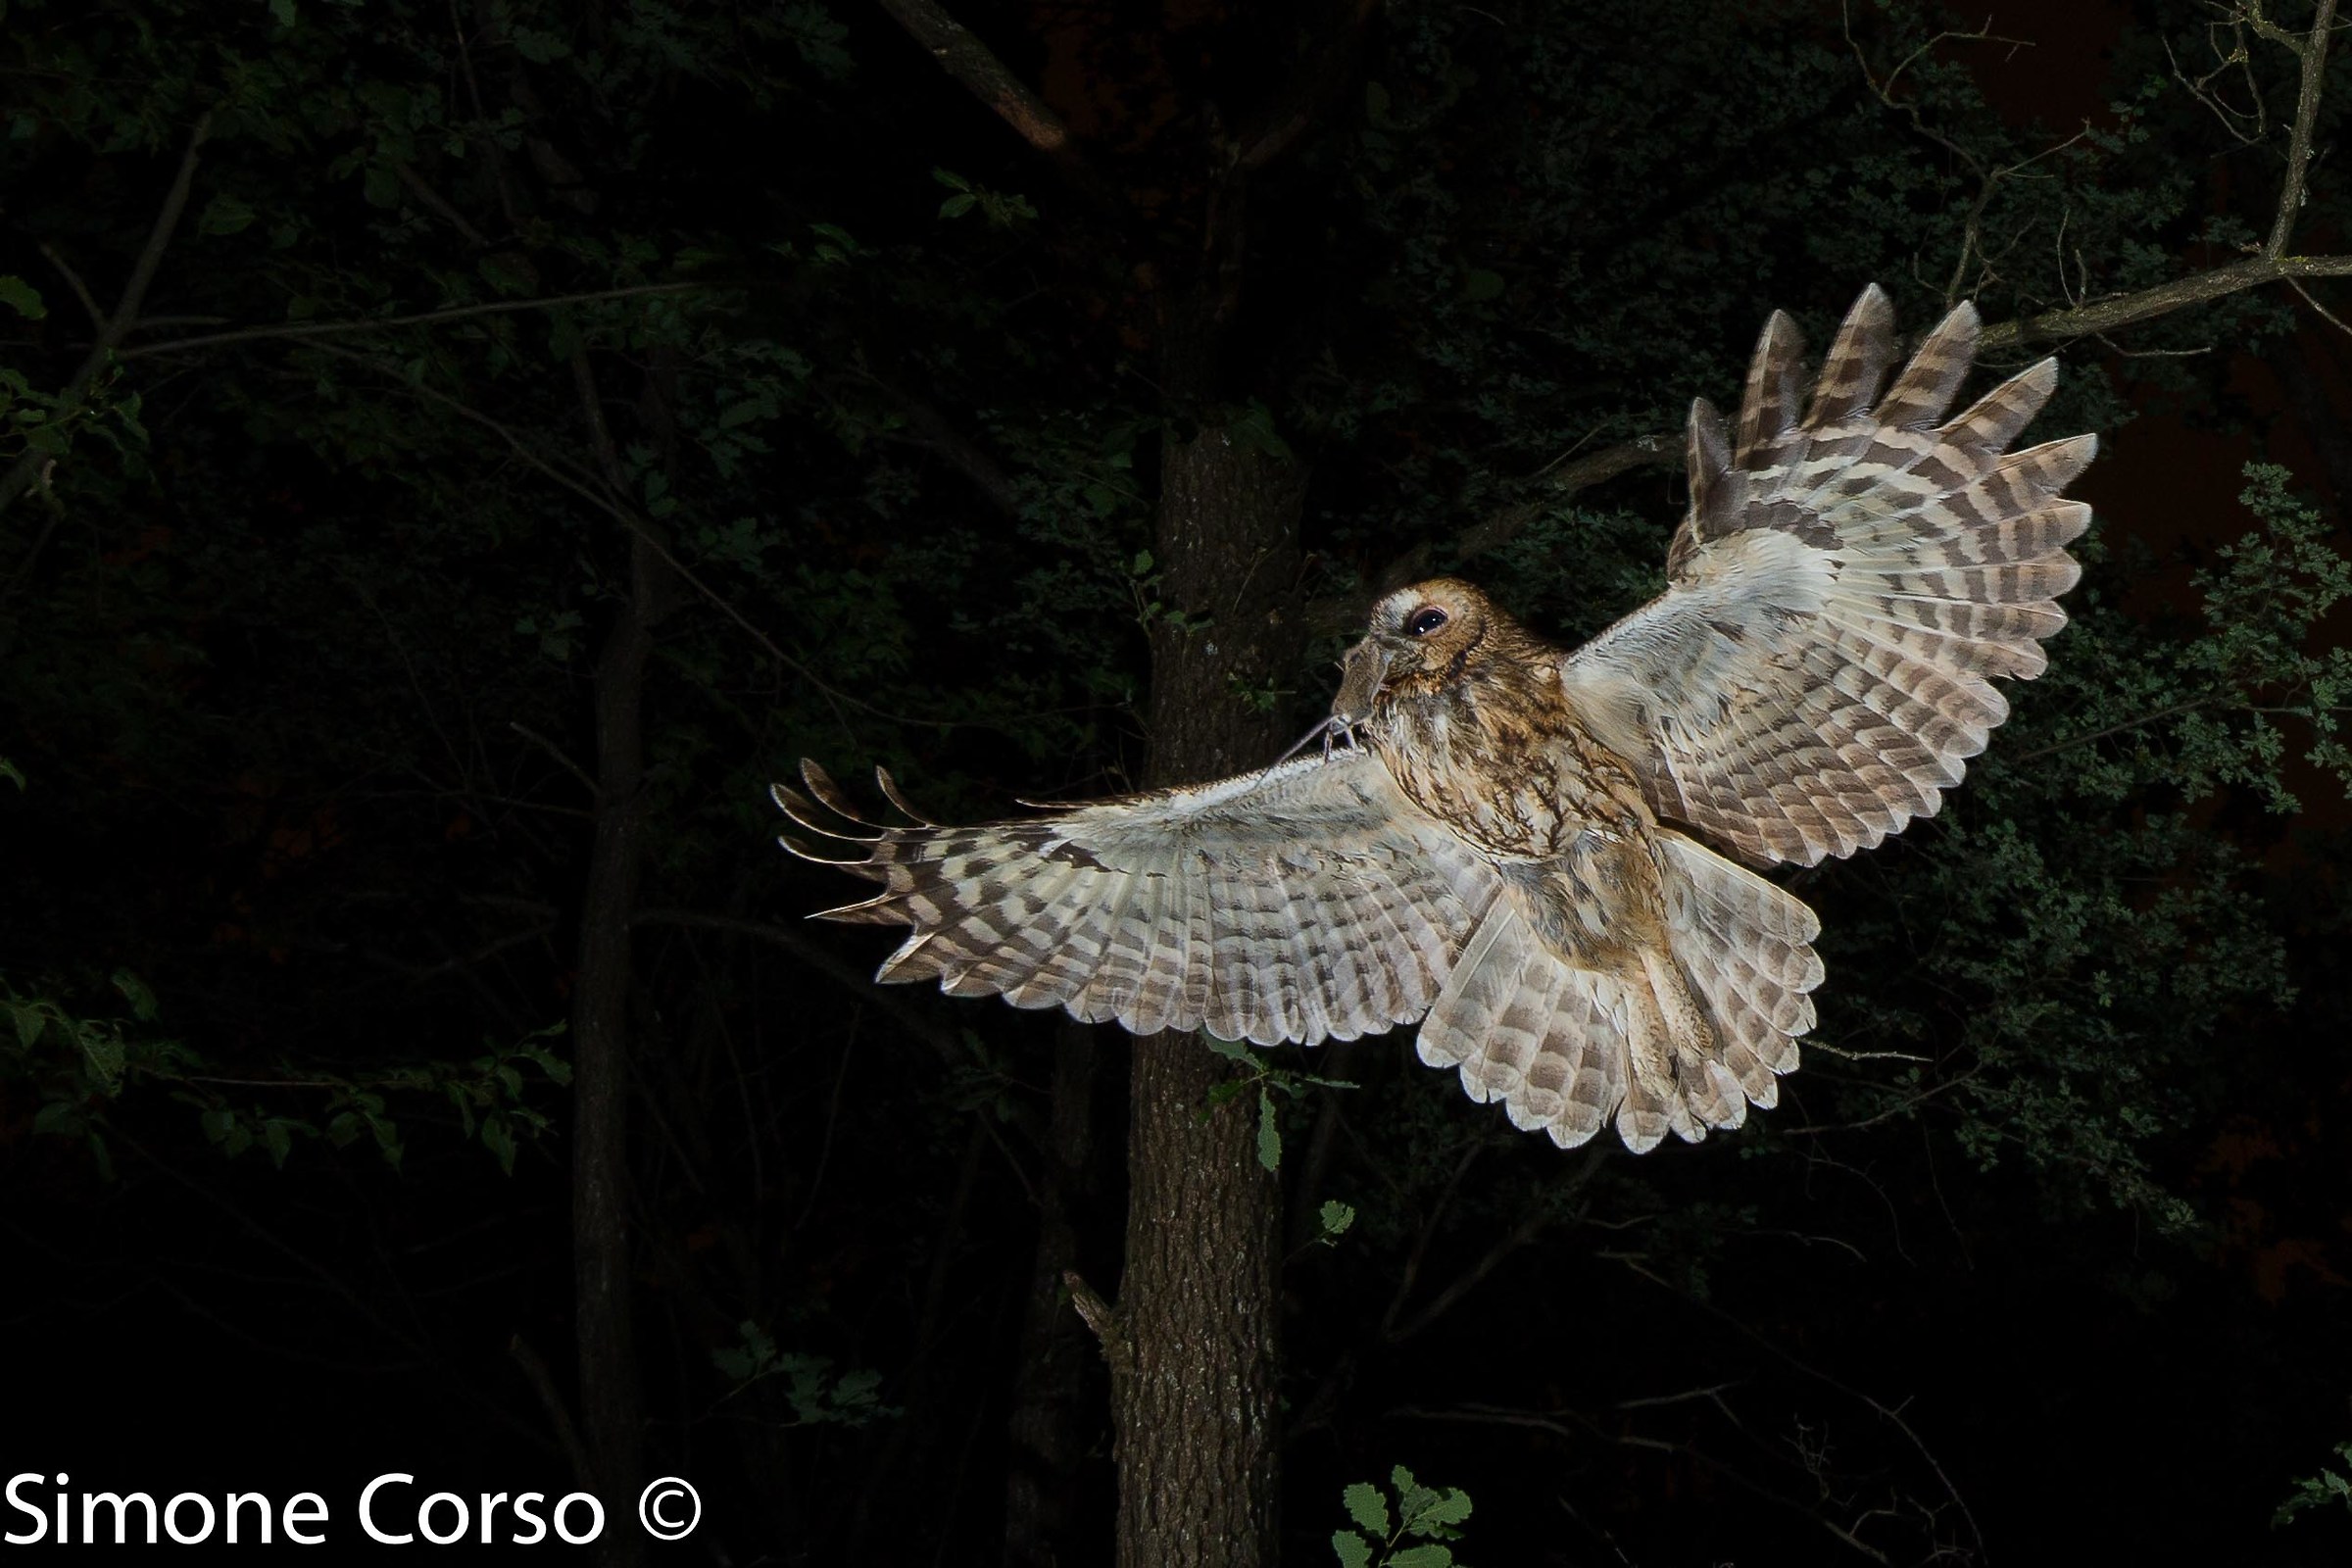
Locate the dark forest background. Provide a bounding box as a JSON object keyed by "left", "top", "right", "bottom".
{"left": 4, "top": 0, "right": 2351, "bottom": 1562}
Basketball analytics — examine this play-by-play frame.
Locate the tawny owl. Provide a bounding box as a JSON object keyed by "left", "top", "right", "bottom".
{"left": 777, "top": 285, "right": 2092, "bottom": 1152}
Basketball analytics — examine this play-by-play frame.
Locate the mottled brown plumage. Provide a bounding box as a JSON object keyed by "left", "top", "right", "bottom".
{"left": 780, "top": 285, "right": 2092, "bottom": 1152}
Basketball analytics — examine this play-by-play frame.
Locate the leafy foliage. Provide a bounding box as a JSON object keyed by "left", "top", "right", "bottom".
{"left": 1332, "top": 1467, "right": 1474, "bottom": 1568}
{"left": 710, "top": 1320, "right": 895, "bottom": 1428}
{"left": 2278, "top": 1440, "right": 2352, "bottom": 1527}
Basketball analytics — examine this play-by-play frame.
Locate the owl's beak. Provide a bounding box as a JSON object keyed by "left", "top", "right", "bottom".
{"left": 1332, "top": 638, "right": 1394, "bottom": 725}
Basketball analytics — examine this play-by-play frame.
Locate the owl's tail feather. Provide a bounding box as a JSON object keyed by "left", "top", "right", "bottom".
{"left": 1416, "top": 837, "right": 1822, "bottom": 1154}
{"left": 1655, "top": 833, "right": 1823, "bottom": 1122}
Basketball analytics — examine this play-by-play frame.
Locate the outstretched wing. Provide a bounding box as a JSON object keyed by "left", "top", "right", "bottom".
{"left": 775, "top": 751, "right": 1500, "bottom": 1047}
{"left": 1560, "top": 283, "right": 2093, "bottom": 866}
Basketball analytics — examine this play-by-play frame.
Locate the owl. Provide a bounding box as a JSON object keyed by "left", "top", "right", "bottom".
{"left": 777, "top": 285, "right": 2092, "bottom": 1152}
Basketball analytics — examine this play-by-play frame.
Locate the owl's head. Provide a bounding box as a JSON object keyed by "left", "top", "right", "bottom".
{"left": 1332, "top": 577, "right": 1498, "bottom": 721}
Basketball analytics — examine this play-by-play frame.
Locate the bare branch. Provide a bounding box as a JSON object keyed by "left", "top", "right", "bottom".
{"left": 1607, "top": 1252, "right": 1983, "bottom": 1558}
{"left": 510, "top": 721, "right": 601, "bottom": 798}
{"left": 853, "top": 368, "right": 1024, "bottom": 516}
{"left": 392, "top": 160, "right": 493, "bottom": 247}
{"left": 632, "top": 907, "right": 967, "bottom": 1068}
{"left": 1230, "top": 0, "right": 1379, "bottom": 172}
{"left": 1062, "top": 1268, "right": 1130, "bottom": 1372}
{"left": 299, "top": 342, "right": 949, "bottom": 728}
{"left": 120, "top": 282, "right": 727, "bottom": 361}
{"left": 510, "top": 1335, "right": 598, "bottom": 1493}
{"left": 0, "top": 112, "right": 212, "bottom": 518}
{"left": 38, "top": 243, "right": 106, "bottom": 331}
{"left": 873, "top": 0, "right": 1112, "bottom": 206}
{"left": 2166, "top": 24, "right": 2266, "bottom": 147}
{"left": 2257, "top": 0, "right": 2337, "bottom": 258}
{"left": 1396, "top": 1402, "right": 1894, "bottom": 1563}
{"left": 1988, "top": 0, "right": 2344, "bottom": 348}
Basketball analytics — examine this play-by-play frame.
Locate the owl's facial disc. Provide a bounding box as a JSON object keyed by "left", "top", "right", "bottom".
{"left": 1333, "top": 579, "right": 1489, "bottom": 722}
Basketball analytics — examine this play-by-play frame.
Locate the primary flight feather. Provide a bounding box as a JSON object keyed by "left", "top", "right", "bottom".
{"left": 778, "top": 285, "right": 2092, "bottom": 1152}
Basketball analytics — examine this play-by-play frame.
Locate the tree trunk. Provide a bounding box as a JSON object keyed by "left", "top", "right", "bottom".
{"left": 572, "top": 525, "right": 659, "bottom": 1567}
{"left": 1004, "top": 1022, "right": 1104, "bottom": 1568}
{"left": 570, "top": 330, "right": 682, "bottom": 1562}
{"left": 1102, "top": 410, "right": 1302, "bottom": 1568}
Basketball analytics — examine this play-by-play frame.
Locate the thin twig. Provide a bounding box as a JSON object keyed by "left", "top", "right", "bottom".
{"left": 120, "top": 282, "right": 729, "bottom": 361}
{"left": 2256, "top": 0, "right": 2337, "bottom": 259}
{"left": 631, "top": 907, "right": 966, "bottom": 1068}
{"left": 38, "top": 243, "right": 106, "bottom": 330}
{"left": 0, "top": 113, "right": 213, "bottom": 518}
{"left": 511, "top": 721, "right": 601, "bottom": 797}
{"left": 871, "top": 0, "right": 1114, "bottom": 210}
{"left": 302, "top": 342, "right": 954, "bottom": 727}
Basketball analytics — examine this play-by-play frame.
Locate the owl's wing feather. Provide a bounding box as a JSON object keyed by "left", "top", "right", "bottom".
{"left": 777, "top": 750, "right": 1500, "bottom": 1047}
{"left": 1563, "top": 283, "right": 2093, "bottom": 866}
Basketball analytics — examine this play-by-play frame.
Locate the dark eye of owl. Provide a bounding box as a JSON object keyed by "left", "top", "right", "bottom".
{"left": 1406, "top": 606, "right": 1448, "bottom": 636}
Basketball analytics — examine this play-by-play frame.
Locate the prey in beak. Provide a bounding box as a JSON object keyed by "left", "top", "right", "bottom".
{"left": 1273, "top": 578, "right": 1489, "bottom": 766}
{"left": 1273, "top": 639, "right": 1392, "bottom": 765}
{"left": 1332, "top": 638, "right": 1394, "bottom": 729}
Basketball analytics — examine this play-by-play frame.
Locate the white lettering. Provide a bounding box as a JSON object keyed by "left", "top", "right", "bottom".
{"left": 360, "top": 1473, "right": 414, "bottom": 1544}
{"left": 82, "top": 1493, "right": 158, "bottom": 1545}
{"left": 418, "top": 1492, "right": 468, "bottom": 1545}
{"left": 553, "top": 1492, "right": 604, "bottom": 1544}
{"left": 53, "top": 1474, "right": 67, "bottom": 1544}
{"left": 510, "top": 1492, "right": 547, "bottom": 1544}
{"left": 164, "top": 1493, "right": 216, "bottom": 1545}
{"left": 284, "top": 1493, "right": 329, "bottom": 1545}
{"left": 225, "top": 1492, "right": 271, "bottom": 1544}
{"left": 478, "top": 1492, "right": 509, "bottom": 1544}
{"left": 4, "top": 1474, "right": 45, "bottom": 1545}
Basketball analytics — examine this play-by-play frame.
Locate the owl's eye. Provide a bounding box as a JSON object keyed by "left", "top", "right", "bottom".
{"left": 1406, "top": 606, "right": 1448, "bottom": 637}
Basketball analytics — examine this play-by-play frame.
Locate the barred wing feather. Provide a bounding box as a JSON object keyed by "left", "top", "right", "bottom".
{"left": 775, "top": 751, "right": 1501, "bottom": 1047}
{"left": 1562, "top": 284, "right": 2094, "bottom": 866}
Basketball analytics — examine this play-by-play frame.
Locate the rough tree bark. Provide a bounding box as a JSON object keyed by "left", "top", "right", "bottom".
{"left": 1003, "top": 1024, "right": 1103, "bottom": 1568}
{"left": 871, "top": 4, "right": 1337, "bottom": 1561}
{"left": 571, "top": 523, "right": 659, "bottom": 1565}
{"left": 568, "top": 348, "right": 680, "bottom": 1567}
{"left": 1087, "top": 350, "right": 1307, "bottom": 1568}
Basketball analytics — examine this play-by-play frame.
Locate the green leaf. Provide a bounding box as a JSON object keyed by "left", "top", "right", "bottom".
{"left": 0, "top": 275, "right": 45, "bottom": 319}
{"left": 8, "top": 1002, "right": 45, "bottom": 1049}
{"left": 1342, "top": 1483, "right": 1390, "bottom": 1538}
{"left": 1332, "top": 1532, "right": 1373, "bottom": 1568}
{"left": 198, "top": 194, "right": 255, "bottom": 235}
{"left": 939, "top": 193, "right": 978, "bottom": 219}
{"left": 268, "top": 0, "right": 296, "bottom": 24}
{"left": 1256, "top": 1087, "right": 1281, "bottom": 1172}
{"left": 0, "top": 756, "right": 23, "bottom": 789}
{"left": 1319, "top": 1200, "right": 1355, "bottom": 1238}
{"left": 482, "top": 1115, "right": 516, "bottom": 1174}
{"left": 510, "top": 25, "right": 569, "bottom": 63}
{"left": 718, "top": 396, "right": 777, "bottom": 429}
{"left": 932, "top": 168, "right": 971, "bottom": 191}
{"left": 111, "top": 969, "right": 158, "bottom": 1022}
{"left": 1417, "top": 1489, "right": 1472, "bottom": 1528}
{"left": 1202, "top": 1035, "right": 1251, "bottom": 1061}
{"left": 1388, "top": 1546, "right": 1453, "bottom": 1568}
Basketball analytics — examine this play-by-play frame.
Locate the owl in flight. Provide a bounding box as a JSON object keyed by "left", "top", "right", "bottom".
{"left": 779, "top": 285, "right": 2091, "bottom": 1152}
